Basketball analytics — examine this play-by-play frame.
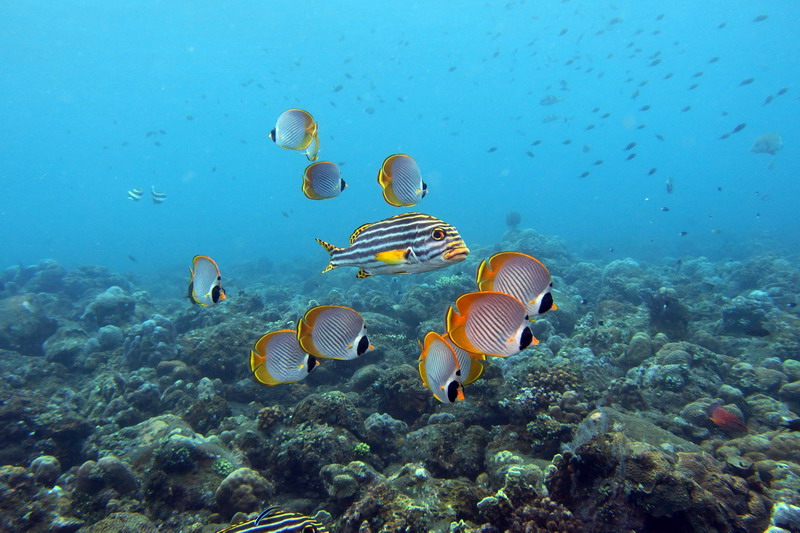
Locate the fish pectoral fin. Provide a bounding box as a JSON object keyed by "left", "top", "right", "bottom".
{"left": 356, "top": 269, "right": 372, "bottom": 278}
{"left": 375, "top": 249, "right": 410, "bottom": 264}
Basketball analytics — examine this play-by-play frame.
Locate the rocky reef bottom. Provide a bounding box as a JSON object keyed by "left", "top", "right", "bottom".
{"left": 1, "top": 232, "right": 799, "bottom": 532}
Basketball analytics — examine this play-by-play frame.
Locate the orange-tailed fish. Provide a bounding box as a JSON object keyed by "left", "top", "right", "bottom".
{"left": 297, "top": 305, "right": 373, "bottom": 360}
{"left": 445, "top": 291, "right": 537, "bottom": 357}
{"left": 418, "top": 332, "right": 485, "bottom": 403}
{"left": 315, "top": 212, "right": 469, "bottom": 278}
{"left": 443, "top": 332, "right": 486, "bottom": 384}
{"left": 249, "top": 330, "right": 318, "bottom": 385}
{"left": 268, "top": 108, "right": 319, "bottom": 161}
{"left": 215, "top": 507, "right": 330, "bottom": 533}
{"left": 187, "top": 255, "right": 226, "bottom": 306}
{"left": 302, "top": 161, "right": 346, "bottom": 200}
{"left": 377, "top": 154, "right": 427, "bottom": 207}
{"left": 476, "top": 251, "right": 557, "bottom": 317}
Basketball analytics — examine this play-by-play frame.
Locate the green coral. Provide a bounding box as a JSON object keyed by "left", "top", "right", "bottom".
{"left": 212, "top": 457, "right": 235, "bottom": 477}
{"left": 353, "top": 442, "right": 371, "bottom": 456}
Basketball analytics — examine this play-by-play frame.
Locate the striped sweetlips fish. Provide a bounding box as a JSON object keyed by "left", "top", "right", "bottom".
{"left": 215, "top": 506, "right": 330, "bottom": 532}
{"left": 315, "top": 212, "right": 469, "bottom": 278}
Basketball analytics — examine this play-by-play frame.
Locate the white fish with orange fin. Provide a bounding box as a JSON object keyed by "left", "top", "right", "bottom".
{"left": 476, "top": 251, "right": 557, "bottom": 317}
{"left": 377, "top": 154, "right": 427, "bottom": 207}
{"left": 249, "top": 330, "right": 318, "bottom": 385}
{"left": 269, "top": 108, "right": 320, "bottom": 161}
{"left": 445, "top": 291, "right": 537, "bottom": 357}
{"left": 418, "top": 331, "right": 485, "bottom": 403}
{"left": 296, "top": 305, "right": 373, "bottom": 360}
{"left": 187, "top": 255, "right": 227, "bottom": 306}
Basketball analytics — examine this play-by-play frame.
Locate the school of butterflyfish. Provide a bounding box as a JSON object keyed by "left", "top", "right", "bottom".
{"left": 189, "top": 109, "right": 558, "bottom": 405}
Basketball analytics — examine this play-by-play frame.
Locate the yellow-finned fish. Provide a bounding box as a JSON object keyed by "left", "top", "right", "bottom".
{"left": 215, "top": 507, "right": 330, "bottom": 533}
{"left": 476, "top": 251, "right": 557, "bottom": 317}
{"left": 315, "top": 212, "right": 469, "bottom": 278}
{"left": 249, "top": 330, "right": 318, "bottom": 385}
{"left": 418, "top": 331, "right": 485, "bottom": 403}
{"left": 446, "top": 291, "right": 537, "bottom": 357}
{"left": 377, "top": 154, "right": 427, "bottom": 207}
{"left": 269, "top": 108, "right": 319, "bottom": 161}
{"left": 187, "top": 255, "right": 227, "bottom": 306}
{"left": 297, "top": 305, "right": 373, "bottom": 361}
{"left": 302, "top": 161, "right": 346, "bottom": 200}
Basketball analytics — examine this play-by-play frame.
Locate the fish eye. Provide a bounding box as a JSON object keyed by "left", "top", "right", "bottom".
{"left": 431, "top": 228, "right": 446, "bottom": 240}
{"left": 356, "top": 336, "right": 370, "bottom": 356}
{"left": 302, "top": 527, "right": 316, "bottom": 533}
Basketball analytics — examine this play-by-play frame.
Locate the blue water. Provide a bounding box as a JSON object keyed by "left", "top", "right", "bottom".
{"left": 2, "top": 1, "right": 798, "bottom": 276}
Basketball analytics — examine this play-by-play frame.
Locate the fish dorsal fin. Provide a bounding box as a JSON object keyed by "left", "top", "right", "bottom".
{"left": 463, "top": 357, "right": 486, "bottom": 385}
{"left": 255, "top": 507, "right": 281, "bottom": 526}
{"left": 350, "top": 222, "right": 373, "bottom": 244}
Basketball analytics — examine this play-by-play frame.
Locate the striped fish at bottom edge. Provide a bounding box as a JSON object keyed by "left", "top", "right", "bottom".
{"left": 215, "top": 507, "right": 330, "bottom": 533}
{"left": 314, "top": 212, "right": 469, "bottom": 278}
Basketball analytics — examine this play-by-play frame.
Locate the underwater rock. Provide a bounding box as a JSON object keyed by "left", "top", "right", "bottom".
{"left": 0, "top": 294, "right": 58, "bottom": 355}
{"left": 720, "top": 294, "right": 771, "bottom": 337}
{"left": 214, "top": 467, "right": 275, "bottom": 516}
{"left": 779, "top": 381, "right": 800, "bottom": 404}
{"left": 364, "top": 412, "right": 408, "bottom": 454}
{"left": 547, "top": 432, "right": 769, "bottom": 532}
{"left": 22, "top": 259, "right": 67, "bottom": 293}
{"left": 122, "top": 314, "right": 177, "bottom": 368}
{"left": 76, "top": 456, "right": 138, "bottom": 495}
{"left": 43, "top": 324, "right": 89, "bottom": 366}
{"left": 619, "top": 331, "right": 652, "bottom": 368}
{"left": 0, "top": 465, "right": 84, "bottom": 532}
{"left": 641, "top": 286, "right": 691, "bottom": 338}
{"left": 29, "top": 455, "right": 61, "bottom": 487}
{"left": 783, "top": 359, "right": 800, "bottom": 382}
{"left": 363, "top": 364, "right": 432, "bottom": 423}
{"left": 348, "top": 364, "right": 382, "bottom": 392}
{"left": 81, "top": 286, "right": 136, "bottom": 327}
{"left": 83, "top": 512, "right": 157, "bottom": 533}
{"left": 96, "top": 324, "right": 124, "bottom": 350}
{"left": 401, "top": 422, "right": 488, "bottom": 479}
{"left": 294, "top": 390, "right": 365, "bottom": 437}
{"left": 320, "top": 461, "right": 381, "bottom": 500}
{"left": 771, "top": 501, "right": 800, "bottom": 531}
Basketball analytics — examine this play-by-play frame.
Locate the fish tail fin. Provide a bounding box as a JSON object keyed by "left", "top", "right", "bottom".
{"left": 315, "top": 238, "right": 341, "bottom": 273}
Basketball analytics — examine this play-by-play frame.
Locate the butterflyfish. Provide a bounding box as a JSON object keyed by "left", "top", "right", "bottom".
{"left": 127, "top": 188, "right": 143, "bottom": 201}
{"left": 268, "top": 108, "right": 320, "bottom": 161}
{"left": 215, "top": 507, "right": 330, "bottom": 533}
{"left": 302, "top": 161, "right": 346, "bottom": 200}
{"left": 151, "top": 186, "right": 167, "bottom": 204}
{"left": 315, "top": 212, "right": 469, "bottom": 278}
{"left": 476, "top": 251, "right": 557, "bottom": 317}
{"left": 418, "top": 332, "right": 485, "bottom": 403}
{"left": 187, "top": 255, "right": 227, "bottom": 307}
{"left": 377, "top": 154, "right": 427, "bottom": 207}
{"left": 443, "top": 332, "right": 486, "bottom": 386}
{"left": 445, "top": 291, "right": 537, "bottom": 357}
{"left": 249, "top": 330, "right": 318, "bottom": 385}
{"left": 297, "top": 305, "right": 373, "bottom": 361}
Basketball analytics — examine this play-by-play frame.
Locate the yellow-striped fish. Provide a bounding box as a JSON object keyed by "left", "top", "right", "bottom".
{"left": 187, "top": 255, "right": 227, "bottom": 306}
{"left": 249, "top": 330, "right": 318, "bottom": 385}
{"left": 476, "top": 251, "right": 557, "bottom": 317}
{"left": 302, "top": 161, "right": 346, "bottom": 200}
{"left": 315, "top": 212, "right": 469, "bottom": 278}
{"left": 297, "top": 305, "right": 373, "bottom": 360}
{"left": 446, "top": 291, "right": 537, "bottom": 357}
{"left": 268, "top": 109, "right": 320, "bottom": 161}
{"left": 377, "top": 154, "right": 427, "bottom": 207}
{"left": 215, "top": 507, "right": 330, "bottom": 533}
